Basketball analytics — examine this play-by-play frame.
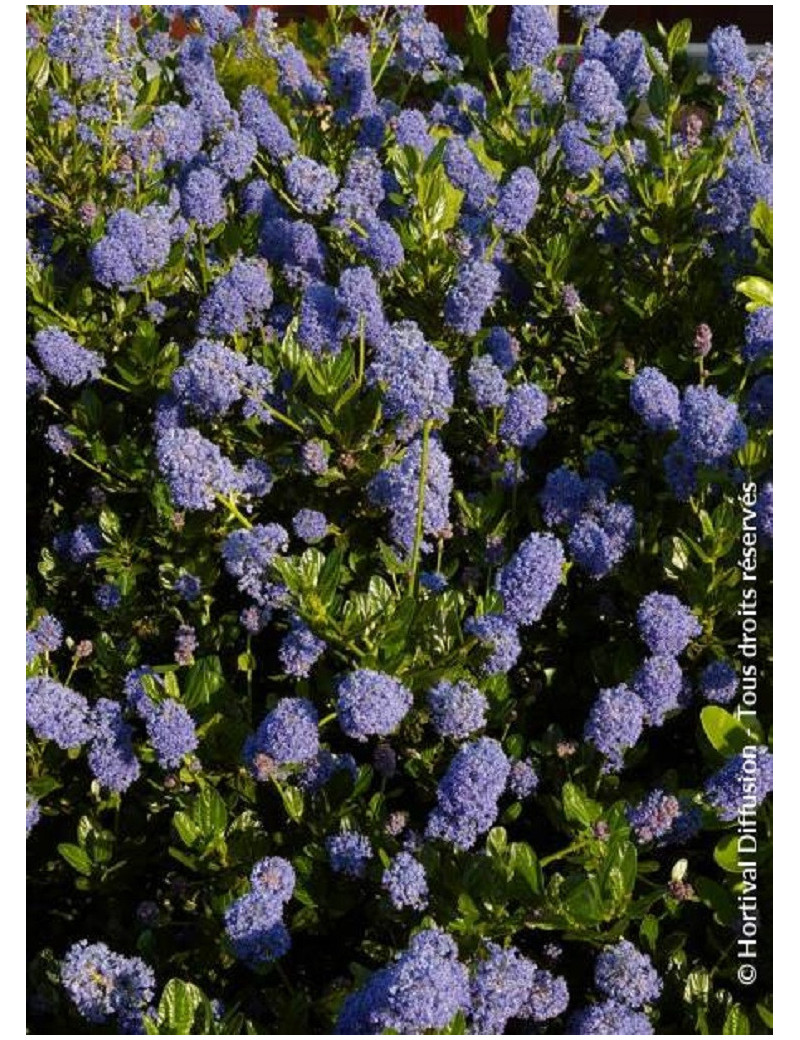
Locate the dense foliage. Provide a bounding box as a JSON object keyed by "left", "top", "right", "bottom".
{"left": 26, "top": 5, "right": 773, "bottom": 1034}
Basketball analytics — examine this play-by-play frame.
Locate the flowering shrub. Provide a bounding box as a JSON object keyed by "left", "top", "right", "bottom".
{"left": 26, "top": 5, "right": 773, "bottom": 1035}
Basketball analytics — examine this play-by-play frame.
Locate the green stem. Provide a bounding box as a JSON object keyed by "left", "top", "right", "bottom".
{"left": 217, "top": 494, "right": 253, "bottom": 529}
{"left": 539, "top": 836, "right": 592, "bottom": 868}
{"left": 409, "top": 421, "right": 432, "bottom": 587}
{"left": 100, "top": 374, "right": 131, "bottom": 394}
{"left": 265, "top": 402, "right": 304, "bottom": 434}
{"left": 372, "top": 34, "right": 398, "bottom": 89}
{"left": 40, "top": 394, "right": 68, "bottom": 417}
{"left": 356, "top": 315, "right": 366, "bottom": 388}
{"left": 70, "top": 451, "right": 116, "bottom": 481}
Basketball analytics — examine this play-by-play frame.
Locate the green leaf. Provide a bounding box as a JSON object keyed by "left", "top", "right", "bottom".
{"left": 58, "top": 843, "right": 93, "bottom": 876}
{"left": 700, "top": 706, "right": 762, "bottom": 755}
{"left": 750, "top": 200, "right": 773, "bottom": 246}
{"left": 157, "top": 979, "right": 205, "bottom": 1035}
{"left": 601, "top": 837, "right": 638, "bottom": 906}
{"left": 278, "top": 784, "right": 304, "bottom": 823}
{"left": 509, "top": 842, "right": 543, "bottom": 896}
{"left": 173, "top": 811, "right": 200, "bottom": 849}
{"left": 683, "top": 968, "right": 710, "bottom": 1006}
{"left": 563, "top": 876, "right": 604, "bottom": 924}
{"left": 734, "top": 276, "right": 773, "bottom": 310}
{"left": 192, "top": 787, "right": 228, "bottom": 840}
{"left": 713, "top": 833, "right": 741, "bottom": 873}
{"left": 562, "top": 782, "right": 601, "bottom": 827}
{"left": 486, "top": 827, "right": 507, "bottom": 857}
{"left": 640, "top": 914, "right": 659, "bottom": 953}
{"left": 183, "top": 656, "right": 225, "bottom": 709}
{"left": 667, "top": 19, "right": 692, "bottom": 58}
{"left": 723, "top": 1005, "right": 750, "bottom": 1034}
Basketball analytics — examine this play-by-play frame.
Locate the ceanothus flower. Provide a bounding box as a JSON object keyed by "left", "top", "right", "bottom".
{"left": 394, "top": 108, "right": 434, "bottom": 154}
{"left": 250, "top": 856, "right": 296, "bottom": 904}
{"left": 708, "top": 25, "right": 754, "bottom": 84}
{"left": 568, "top": 502, "right": 635, "bottom": 579}
{"left": 584, "top": 684, "right": 645, "bottom": 770}
{"left": 276, "top": 42, "right": 326, "bottom": 104}
{"left": 495, "top": 167, "right": 540, "bottom": 234}
{"left": 26, "top": 678, "right": 94, "bottom": 749}
{"left": 570, "top": 999, "right": 654, "bottom": 1034}
{"left": 508, "top": 759, "right": 539, "bottom": 799}
{"left": 426, "top": 737, "right": 510, "bottom": 850}
{"left": 337, "top": 266, "right": 388, "bottom": 347}
{"left": 678, "top": 385, "right": 747, "bottom": 466}
{"left": 243, "top": 697, "right": 320, "bottom": 778}
{"left": 445, "top": 259, "right": 501, "bottom": 336}
{"left": 224, "top": 892, "right": 291, "bottom": 966}
{"left": 571, "top": 6, "right": 608, "bottom": 27}
{"left": 174, "top": 573, "right": 202, "bottom": 603}
{"left": 156, "top": 427, "right": 240, "bottom": 511}
{"left": 626, "top": 790, "right": 682, "bottom": 844}
{"left": 279, "top": 619, "right": 326, "bottom": 678}
{"left": 603, "top": 30, "right": 653, "bottom": 100}
{"left": 468, "top": 355, "right": 508, "bottom": 409}
{"left": 197, "top": 260, "right": 273, "bottom": 337}
{"left": 337, "top": 669, "right": 413, "bottom": 741}
{"left": 292, "top": 508, "right": 328, "bottom": 543}
{"left": 443, "top": 138, "right": 497, "bottom": 213}
{"left": 90, "top": 205, "right": 174, "bottom": 289}
{"left": 499, "top": 384, "right": 549, "bottom": 448}
{"left": 632, "top": 655, "right": 684, "bottom": 726}
{"left": 335, "top": 929, "right": 470, "bottom": 1034}
{"left": 700, "top": 660, "right": 738, "bottom": 704}
{"left": 558, "top": 120, "right": 603, "bottom": 176}
{"left": 570, "top": 59, "right": 626, "bottom": 128}
{"left": 222, "top": 523, "right": 289, "bottom": 603}
{"left": 239, "top": 86, "right": 297, "bottom": 159}
{"left": 747, "top": 374, "right": 772, "bottom": 426}
{"left": 495, "top": 533, "right": 564, "bottom": 625}
{"left": 88, "top": 699, "right": 140, "bottom": 793}
{"left": 470, "top": 944, "right": 535, "bottom": 1034}
{"left": 486, "top": 327, "right": 519, "bottom": 372}
{"left": 145, "top": 699, "right": 198, "bottom": 769}
{"left": 369, "top": 434, "right": 453, "bottom": 555}
{"left": 61, "top": 941, "right": 155, "bottom": 1029}
{"left": 704, "top": 746, "right": 773, "bottom": 821}
{"left": 522, "top": 966, "right": 570, "bottom": 1022}
{"left": 34, "top": 328, "right": 105, "bottom": 387}
{"left": 180, "top": 166, "right": 227, "bottom": 228}
{"left": 630, "top": 367, "right": 680, "bottom": 432}
{"left": 285, "top": 156, "right": 338, "bottom": 214}
{"left": 427, "top": 680, "right": 488, "bottom": 739}
{"left": 465, "top": 614, "right": 522, "bottom": 675}
{"left": 381, "top": 851, "right": 429, "bottom": 910}
{"left": 328, "top": 34, "right": 377, "bottom": 123}
{"left": 27, "top": 614, "right": 64, "bottom": 657}
{"left": 539, "top": 467, "right": 587, "bottom": 527}
{"left": 368, "top": 321, "right": 453, "bottom": 436}
{"left": 393, "top": 7, "right": 462, "bottom": 78}
{"left": 326, "top": 830, "right": 373, "bottom": 877}
{"left": 637, "top": 592, "right": 701, "bottom": 656}
{"left": 594, "top": 940, "right": 662, "bottom": 1008}
{"left": 507, "top": 5, "right": 558, "bottom": 70}
{"left": 743, "top": 307, "right": 772, "bottom": 363}
{"left": 27, "top": 798, "right": 40, "bottom": 837}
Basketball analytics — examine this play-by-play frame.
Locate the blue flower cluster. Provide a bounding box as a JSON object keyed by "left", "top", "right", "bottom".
{"left": 61, "top": 940, "right": 155, "bottom": 1031}
{"left": 225, "top": 855, "right": 294, "bottom": 966}
{"left": 426, "top": 737, "right": 510, "bottom": 849}
{"left": 337, "top": 669, "right": 413, "bottom": 741}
